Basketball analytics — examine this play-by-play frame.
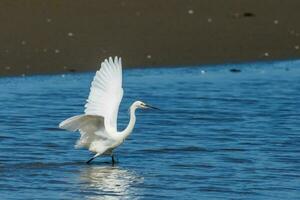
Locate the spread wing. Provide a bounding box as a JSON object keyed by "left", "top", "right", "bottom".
{"left": 59, "top": 114, "right": 110, "bottom": 153}
{"left": 84, "top": 56, "right": 123, "bottom": 130}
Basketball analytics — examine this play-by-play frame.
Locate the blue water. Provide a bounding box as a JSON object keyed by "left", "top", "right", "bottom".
{"left": 1, "top": 60, "right": 300, "bottom": 199}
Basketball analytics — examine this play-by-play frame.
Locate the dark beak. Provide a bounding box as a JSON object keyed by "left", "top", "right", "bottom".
{"left": 145, "top": 104, "right": 161, "bottom": 110}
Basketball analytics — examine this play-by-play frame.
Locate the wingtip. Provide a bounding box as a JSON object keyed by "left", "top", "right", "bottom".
{"left": 109, "top": 57, "right": 114, "bottom": 64}
{"left": 99, "top": 56, "right": 122, "bottom": 70}
{"left": 113, "top": 56, "right": 122, "bottom": 65}
{"left": 58, "top": 121, "right": 64, "bottom": 129}
{"left": 58, "top": 119, "right": 69, "bottom": 129}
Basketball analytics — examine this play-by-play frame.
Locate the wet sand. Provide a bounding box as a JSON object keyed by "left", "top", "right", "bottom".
{"left": 0, "top": 0, "right": 300, "bottom": 76}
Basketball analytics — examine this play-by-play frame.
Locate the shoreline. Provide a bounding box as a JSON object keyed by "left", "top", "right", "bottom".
{"left": 2, "top": 57, "right": 299, "bottom": 78}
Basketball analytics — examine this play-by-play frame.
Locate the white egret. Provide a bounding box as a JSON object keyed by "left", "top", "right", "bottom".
{"left": 59, "top": 57, "right": 159, "bottom": 164}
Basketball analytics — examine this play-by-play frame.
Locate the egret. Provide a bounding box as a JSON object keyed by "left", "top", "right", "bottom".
{"left": 59, "top": 57, "right": 159, "bottom": 164}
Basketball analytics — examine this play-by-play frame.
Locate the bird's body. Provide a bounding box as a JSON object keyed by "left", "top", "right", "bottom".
{"left": 59, "top": 57, "right": 157, "bottom": 164}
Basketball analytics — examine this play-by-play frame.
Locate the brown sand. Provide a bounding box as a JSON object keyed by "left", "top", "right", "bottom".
{"left": 0, "top": 0, "right": 300, "bottom": 76}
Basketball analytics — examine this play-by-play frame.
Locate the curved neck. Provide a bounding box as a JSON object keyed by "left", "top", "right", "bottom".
{"left": 120, "top": 106, "right": 136, "bottom": 139}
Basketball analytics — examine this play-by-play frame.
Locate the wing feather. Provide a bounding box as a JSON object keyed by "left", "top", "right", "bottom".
{"left": 84, "top": 56, "right": 123, "bottom": 130}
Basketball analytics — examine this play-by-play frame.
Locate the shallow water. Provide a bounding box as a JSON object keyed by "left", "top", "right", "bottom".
{"left": 0, "top": 60, "right": 300, "bottom": 199}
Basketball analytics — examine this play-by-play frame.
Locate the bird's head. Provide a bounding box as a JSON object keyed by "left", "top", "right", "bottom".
{"left": 132, "top": 101, "right": 160, "bottom": 110}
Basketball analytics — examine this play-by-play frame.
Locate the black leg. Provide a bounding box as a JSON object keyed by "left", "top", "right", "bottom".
{"left": 86, "top": 153, "right": 100, "bottom": 164}
{"left": 111, "top": 154, "right": 115, "bottom": 165}
{"left": 86, "top": 156, "right": 95, "bottom": 164}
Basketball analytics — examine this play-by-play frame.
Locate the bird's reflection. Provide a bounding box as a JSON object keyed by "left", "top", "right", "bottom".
{"left": 80, "top": 165, "right": 143, "bottom": 199}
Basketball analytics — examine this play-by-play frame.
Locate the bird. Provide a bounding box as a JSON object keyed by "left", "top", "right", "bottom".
{"left": 59, "top": 56, "right": 159, "bottom": 164}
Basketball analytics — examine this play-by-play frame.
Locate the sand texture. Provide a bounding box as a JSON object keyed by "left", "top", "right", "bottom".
{"left": 0, "top": 0, "right": 300, "bottom": 76}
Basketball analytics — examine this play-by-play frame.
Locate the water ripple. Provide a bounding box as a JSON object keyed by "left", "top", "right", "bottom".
{"left": 1, "top": 60, "right": 300, "bottom": 199}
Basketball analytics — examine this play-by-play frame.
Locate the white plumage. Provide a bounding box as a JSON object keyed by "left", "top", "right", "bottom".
{"left": 84, "top": 57, "right": 123, "bottom": 130}
{"left": 59, "top": 56, "right": 158, "bottom": 164}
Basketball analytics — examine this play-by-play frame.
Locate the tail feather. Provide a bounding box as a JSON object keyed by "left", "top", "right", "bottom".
{"left": 59, "top": 114, "right": 87, "bottom": 131}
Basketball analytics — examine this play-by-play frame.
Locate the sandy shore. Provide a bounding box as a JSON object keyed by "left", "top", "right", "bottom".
{"left": 0, "top": 0, "right": 300, "bottom": 76}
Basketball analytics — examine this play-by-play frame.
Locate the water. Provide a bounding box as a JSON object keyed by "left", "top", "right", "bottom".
{"left": 0, "top": 60, "right": 300, "bottom": 199}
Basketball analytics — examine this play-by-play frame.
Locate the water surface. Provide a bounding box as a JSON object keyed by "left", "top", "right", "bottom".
{"left": 0, "top": 60, "right": 300, "bottom": 199}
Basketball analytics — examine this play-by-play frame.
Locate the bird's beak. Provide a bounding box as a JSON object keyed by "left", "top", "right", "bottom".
{"left": 144, "top": 104, "right": 161, "bottom": 110}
